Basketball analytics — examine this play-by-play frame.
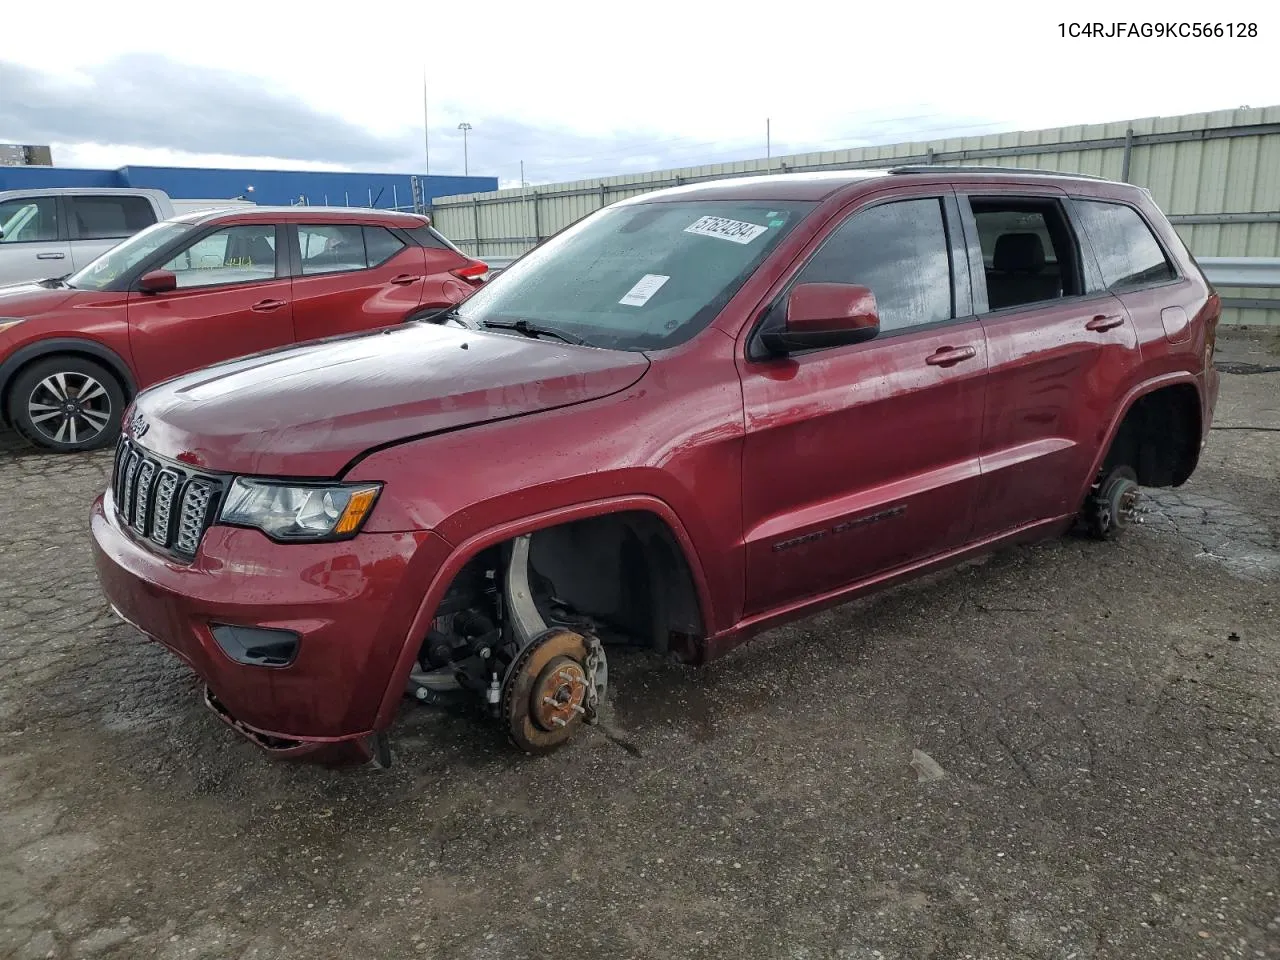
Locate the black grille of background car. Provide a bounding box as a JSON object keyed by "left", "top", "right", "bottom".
{"left": 112, "top": 438, "right": 223, "bottom": 560}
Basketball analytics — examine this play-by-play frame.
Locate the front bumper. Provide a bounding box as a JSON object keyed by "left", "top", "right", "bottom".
{"left": 91, "top": 490, "right": 450, "bottom": 758}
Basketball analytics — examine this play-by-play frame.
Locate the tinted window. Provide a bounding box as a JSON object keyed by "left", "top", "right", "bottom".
{"left": 969, "top": 199, "right": 1081, "bottom": 310}
{"left": 1075, "top": 200, "right": 1176, "bottom": 289}
{"left": 161, "top": 225, "right": 277, "bottom": 288}
{"left": 406, "top": 225, "right": 454, "bottom": 251}
{"left": 794, "top": 198, "right": 952, "bottom": 333}
{"left": 299, "top": 224, "right": 366, "bottom": 275}
{"left": 364, "top": 227, "right": 405, "bottom": 266}
{"left": 0, "top": 196, "right": 59, "bottom": 243}
{"left": 70, "top": 196, "right": 156, "bottom": 239}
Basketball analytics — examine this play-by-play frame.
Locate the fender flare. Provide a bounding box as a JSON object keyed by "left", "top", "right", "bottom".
{"left": 373, "top": 493, "right": 715, "bottom": 730}
{"left": 0, "top": 337, "right": 136, "bottom": 422}
{"left": 1075, "top": 371, "right": 1203, "bottom": 504}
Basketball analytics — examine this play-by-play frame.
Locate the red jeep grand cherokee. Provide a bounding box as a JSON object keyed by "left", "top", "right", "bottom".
{"left": 91, "top": 168, "right": 1220, "bottom": 765}
{"left": 0, "top": 207, "right": 486, "bottom": 452}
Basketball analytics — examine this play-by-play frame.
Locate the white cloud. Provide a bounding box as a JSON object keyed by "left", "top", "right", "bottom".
{"left": 4, "top": 0, "right": 1277, "bottom": 182}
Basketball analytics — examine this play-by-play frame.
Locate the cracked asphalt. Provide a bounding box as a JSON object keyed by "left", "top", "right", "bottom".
{"left": 1, "top": 329, "right": 1277, "bottom": 960}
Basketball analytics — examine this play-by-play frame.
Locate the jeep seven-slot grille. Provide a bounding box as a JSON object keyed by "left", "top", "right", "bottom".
{"left": 112, "top": 438, "right": 223, "bottom": 560}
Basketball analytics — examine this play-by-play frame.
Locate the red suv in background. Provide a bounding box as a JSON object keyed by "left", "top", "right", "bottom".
{"left": 91, "top": 168, "right": 1219, "bottom": 766}
{"left": 0, "top": 207, "right": 486, "bottom": 451}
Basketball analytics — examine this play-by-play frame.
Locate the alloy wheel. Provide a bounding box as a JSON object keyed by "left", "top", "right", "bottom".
{"left": 26, "top": 371, "right": 113, "bottom": 446}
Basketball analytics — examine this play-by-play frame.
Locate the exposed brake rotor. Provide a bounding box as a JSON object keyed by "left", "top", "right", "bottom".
{"left": 501, "top": 627, "right": 605, "bottom": 755}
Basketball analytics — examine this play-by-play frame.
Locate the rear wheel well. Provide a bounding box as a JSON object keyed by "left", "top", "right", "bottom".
{"left": 1101, "top": 384, "right": 1201, "bottom": 488}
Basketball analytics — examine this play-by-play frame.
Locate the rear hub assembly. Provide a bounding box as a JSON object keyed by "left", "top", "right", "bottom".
{"left": 502, "top": 628, "right": 599, "bottom": 754}
{"left": 1089, "top": 468, "right": 1141, "bottom": 540}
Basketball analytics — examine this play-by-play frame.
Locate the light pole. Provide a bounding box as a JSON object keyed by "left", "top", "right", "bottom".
{"left": 457, "top": 122, "right": 473, "bottom": 175}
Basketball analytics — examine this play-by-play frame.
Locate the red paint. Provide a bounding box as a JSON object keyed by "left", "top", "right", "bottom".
{"left": 0, "top": 207, "right": 478, "bottom": 416}
{"left": 89, "top": 170, "right": 1220, "bottom": 756}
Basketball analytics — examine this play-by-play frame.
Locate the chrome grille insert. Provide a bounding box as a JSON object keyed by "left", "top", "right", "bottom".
{"left": 110, "top": 439, "right": 222, "bottom": 562}
{"left": 149, "top": 470, "right": 180, "bottom": 546}
{"left": 176, "top": 480, "right": 215, "bottom": 556}
{"left": 131, "top": 460, "right": 156, "bottom": 534}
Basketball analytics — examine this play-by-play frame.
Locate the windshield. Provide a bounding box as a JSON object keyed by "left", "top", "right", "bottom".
{"left": 67, "top": 221, "right": 192, "bottom": 290}
{"left": 454, "top": 200, "right": 815, "bottom": 350}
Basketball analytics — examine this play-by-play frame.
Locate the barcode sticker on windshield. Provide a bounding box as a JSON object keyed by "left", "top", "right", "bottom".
{"left": 619, "top": 274, "right": 670, "bottom": 306}
{"left": 684, "top": 215, "right": 768, "bottom": 244}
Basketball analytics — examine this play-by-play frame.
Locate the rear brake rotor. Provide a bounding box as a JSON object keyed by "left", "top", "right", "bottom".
{"left": 501, "top": 628, "right": 593, "bottom": 755}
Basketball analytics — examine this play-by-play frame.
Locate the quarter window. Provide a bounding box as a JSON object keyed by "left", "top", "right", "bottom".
{"left": 0, "top": 196, "right": 59, "bottom": 243}
{"left": 1074, "top": 200, "right": 1176, "bottom": 289}
{"left": 161, "top": 225, "right": 278, "bottom": 289}
{"left": 69, "top": 196, "right": 156, "bottom": 240}
{"left": 790, "top": 198, "right": 953, "bottom": 334}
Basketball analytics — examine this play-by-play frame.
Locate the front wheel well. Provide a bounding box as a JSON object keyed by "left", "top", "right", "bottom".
{"left": 1101, "top": 384, "right": 1202, "bottom": 488}
{"left": 525, "top": 511, "right": 706, "bottom": 659}
{"left": 1, "top": 346, "right": 134, "bottom": 425}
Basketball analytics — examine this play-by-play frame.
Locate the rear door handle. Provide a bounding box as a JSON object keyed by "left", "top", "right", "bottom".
{"left": 251, "top": 299, "right": 287, "bottom": 312}
{"left": 925, "top": 345, "right": 978, "bottom": 367}
{"left": 1085, "top": 314, "right": 1125, "bottom": 332}
{"left": 36, "top": 252, "right": 66, "bottom": 260}
{"left": 389, "top": 274, "right": 420, "bottom": 286}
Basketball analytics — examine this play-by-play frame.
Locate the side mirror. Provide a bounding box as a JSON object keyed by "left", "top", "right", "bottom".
{"left": 138, "top": 269, "right": 177, "bottom": 295}
{"left": 760, "top": 282, "right": 880, "bottom": 355}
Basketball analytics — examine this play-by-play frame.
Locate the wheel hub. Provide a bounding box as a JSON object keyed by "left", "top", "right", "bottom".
{"left": 530, "top": 657, "right": 587, "bottom": 731}
{"left": 501, "top": 627, "right": 600, "bottom": 755}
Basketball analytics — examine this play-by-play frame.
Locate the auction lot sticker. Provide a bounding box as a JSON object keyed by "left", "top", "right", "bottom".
{"left": 684, "top": 215, "right": 768, "bottom": 244}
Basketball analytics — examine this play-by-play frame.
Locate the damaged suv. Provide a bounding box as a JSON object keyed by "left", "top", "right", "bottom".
{"left": 91, "top": 168, "right": 1219, "bottom": 764}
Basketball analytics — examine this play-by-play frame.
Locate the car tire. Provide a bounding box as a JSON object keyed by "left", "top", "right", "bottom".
{"left": 8, "top": 356, "right": 126, "bottom": 453}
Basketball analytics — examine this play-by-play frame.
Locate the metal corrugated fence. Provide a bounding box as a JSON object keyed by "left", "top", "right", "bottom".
{"left": 432, "top": 106, "right": 1280, "bottom": 326}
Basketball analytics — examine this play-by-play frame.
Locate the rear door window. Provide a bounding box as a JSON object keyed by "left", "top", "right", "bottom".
{"left": 966, "top": 198, "right": 1083, "bottom": 311}
{"left": 69, "top": 196, "right": 157, "bottom": 240}
{"left": 298, "top": 224, "right": 367, "bottom": 275}
{"left": 1073, "top": 200, "right": 1176, "bottom": 290}
{"left": 363, "top": 227, "right": 406, "bottom": 266}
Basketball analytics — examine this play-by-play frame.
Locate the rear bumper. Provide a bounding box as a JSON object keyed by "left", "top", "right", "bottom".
{"left": 91, "top": 490, "right": 450, "bottom": 755}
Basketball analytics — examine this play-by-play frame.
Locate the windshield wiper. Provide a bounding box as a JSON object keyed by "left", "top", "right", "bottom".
{"left": 481, "top": 318, "right": 589, "bottom": 346}
{"left": 38, "top": 275, "right": 72, "bottom": 289}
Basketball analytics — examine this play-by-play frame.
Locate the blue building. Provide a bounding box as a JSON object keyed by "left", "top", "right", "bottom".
{"left": 0, "top": 164, "right": 496, "bottom": 211}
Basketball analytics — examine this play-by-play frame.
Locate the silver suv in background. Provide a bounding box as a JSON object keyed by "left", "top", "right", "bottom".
{"left": 0, "top": 188, "right": 254, "bottom": 286}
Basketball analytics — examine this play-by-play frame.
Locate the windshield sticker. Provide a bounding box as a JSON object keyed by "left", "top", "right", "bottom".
{"left": 619, "top": 274, "right": 670, "bottom": 307}
{"left": 683, "top": 215, "right": 768, "bottom": 245}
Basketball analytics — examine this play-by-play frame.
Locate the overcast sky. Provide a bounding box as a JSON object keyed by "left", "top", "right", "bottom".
{"left": 3, "top": 0, "right": 1276, "bottom": 189}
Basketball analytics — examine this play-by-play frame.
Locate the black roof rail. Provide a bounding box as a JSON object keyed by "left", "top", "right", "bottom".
{"left": 889, "top": 165, "right": 1116, "bottom": 182}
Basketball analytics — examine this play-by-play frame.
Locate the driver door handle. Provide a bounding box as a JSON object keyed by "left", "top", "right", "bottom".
{"left": 925, "top": 345, "right": 977, "bottom": 367}
{"left": 251, "top": 298, "right": 287, "bottom": 312}
{"left": 36, "top": 252, "right": 66, "bottom": 260}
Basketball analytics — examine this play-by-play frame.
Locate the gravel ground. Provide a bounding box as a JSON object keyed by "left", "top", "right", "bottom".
{"left": 1, "top": 330, "right": 1277, "bottom": 960}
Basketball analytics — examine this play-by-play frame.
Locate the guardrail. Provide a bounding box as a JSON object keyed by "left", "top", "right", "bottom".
{"left": 1199, "top": 257, "right": 1280, "bottom": 288}
{"left": 480, "top": 256, "right": 1280, "bottom": 311}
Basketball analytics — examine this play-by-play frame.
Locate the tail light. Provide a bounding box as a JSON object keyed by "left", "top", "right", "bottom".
{"left": 450, "top": 260, "right": 489, "bottom": 286}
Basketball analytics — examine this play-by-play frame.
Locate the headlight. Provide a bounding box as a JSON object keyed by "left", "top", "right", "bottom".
{"left": 219, "top": 479, "right": 382, "bottom": 542}
{"left": 0, "top": 317, "right": 25, "bottom": 334}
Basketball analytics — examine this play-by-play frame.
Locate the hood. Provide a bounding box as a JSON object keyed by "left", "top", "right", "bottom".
{"left": 129, "top": 322, "right": 650, "bottom": 476}
{"left": 0, "top": 280, "right": 81, "bottom": 315}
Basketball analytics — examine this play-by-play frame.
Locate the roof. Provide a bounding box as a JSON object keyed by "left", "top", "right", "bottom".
{"left": 615, "top": 165, "right": 1133, "bottom": 206}
{"left": 617, "top": 171, "right": 891, "bottom": 204}
{"left": 170, "top": 206, "right": 431, "bottom": 226}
